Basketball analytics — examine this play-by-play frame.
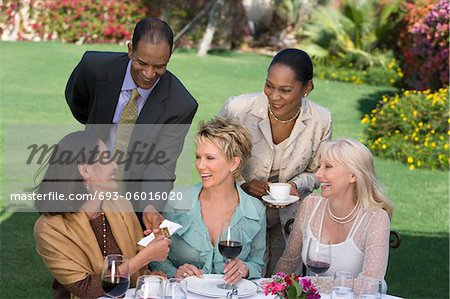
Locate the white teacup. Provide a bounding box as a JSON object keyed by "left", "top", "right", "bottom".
{"left": 268, "top": 183, "right": 291, "bottom": 200}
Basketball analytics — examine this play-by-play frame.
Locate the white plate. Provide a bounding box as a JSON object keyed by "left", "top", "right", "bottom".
{"left": 262, "top": 195, "right": 299, "bottom": 206}
{"left": 185, "top": 274, "right": 257, "bottom": 297}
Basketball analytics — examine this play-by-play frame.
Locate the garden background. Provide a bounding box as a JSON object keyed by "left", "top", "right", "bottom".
{"left": 0, "top": 0, "right": 448, "bottom": 298}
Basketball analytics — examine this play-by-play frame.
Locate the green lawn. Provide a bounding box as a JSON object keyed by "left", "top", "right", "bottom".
{"left": 0, "top": 41, "right": 448, "bottom": 298}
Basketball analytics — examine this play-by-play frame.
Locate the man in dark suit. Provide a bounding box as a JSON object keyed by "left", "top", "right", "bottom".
{"left": 65, "top": 18, "right": 198, "bottom": 231}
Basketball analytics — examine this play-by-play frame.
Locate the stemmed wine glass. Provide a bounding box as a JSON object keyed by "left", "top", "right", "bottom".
{"left": 101, "top": 254, "right": 130, "bottom": 298}
{"left": 217, "top": 223, "right": 242, "bottom": 290}
{"left": 305, "top": 239, "right": 331, "bottom": 277}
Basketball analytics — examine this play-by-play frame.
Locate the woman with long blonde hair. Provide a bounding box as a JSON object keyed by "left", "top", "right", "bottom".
{"left": 276, "top": 138, "right": 393, "bottom": 291}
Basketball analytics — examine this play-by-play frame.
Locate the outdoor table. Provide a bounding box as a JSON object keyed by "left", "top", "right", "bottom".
{"left": 104, "top": 283, "right": 404, "bottom": 299}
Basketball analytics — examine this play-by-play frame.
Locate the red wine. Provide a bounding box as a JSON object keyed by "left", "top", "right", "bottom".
{"left": 102, "top": 275, "right": 130, "bottom": 297}
{"left": 219, "top": 240, "right": 242, "bottom": 259}
{"left": 306, "top": 260, "right": 330, "bottom": 274}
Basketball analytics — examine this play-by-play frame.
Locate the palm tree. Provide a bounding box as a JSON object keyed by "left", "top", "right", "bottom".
{"left": 300, "top": 0, "right": 402, "bottom": 67}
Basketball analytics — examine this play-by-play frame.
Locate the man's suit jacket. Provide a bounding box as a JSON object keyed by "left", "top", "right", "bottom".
{"left": 65, "top": 51, "right": 198, "bottom": 211}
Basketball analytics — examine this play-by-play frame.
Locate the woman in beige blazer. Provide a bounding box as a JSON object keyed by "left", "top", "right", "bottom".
{"left": 219, "top": 48, "right": 332, "bottom": 276}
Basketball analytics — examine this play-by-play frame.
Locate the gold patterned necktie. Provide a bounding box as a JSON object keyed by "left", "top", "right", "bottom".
{"left": 115, "top": 88, "right": 140, "bottom": 187}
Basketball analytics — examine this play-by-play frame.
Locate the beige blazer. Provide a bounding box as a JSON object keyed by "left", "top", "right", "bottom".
{"left": 219, "top": 92, "right": 332, "bottom": 226}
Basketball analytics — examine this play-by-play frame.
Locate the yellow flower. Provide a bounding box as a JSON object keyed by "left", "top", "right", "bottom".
{"left": 409, "top": 164, "right": 415, "bottom": 170}
{"left": 404, "top": 135, "right": 409, "bottom": 140}
{"left": 390, "top": 78, "right": 395, "bottom": 84}
{"left": 414, "top": 137, "right": 419, "bottom": 141}
{"left": 382, "top": 144, "right": 387, "bottom": 149}
{"left": 407, "top": 157, "right": 414, "bottom": 163}
{"left": 404, "top": 90, "right": 410, "bottom": 96}
{"left": 444, "top": 144, "right": 449, "bottom": 149}
{"left": 431, "top": 130, "right": 435, "bottom": 134}
{"left": 402, "top": 117, "right": 408, "bottom": 122}
{"left": 417, "top": 161, "right": 422, "bottom": 167}
{"left": 412, "top": 111, "right": 418, "bottom": 117}
{"left": 431, "top": 142, "right": 436, "bottom": 148}
{"left": 418, "top": 122, "right": 423, "bottom": 127}
{"left": 371, "top": 109, "right": 377, "bottom": 114}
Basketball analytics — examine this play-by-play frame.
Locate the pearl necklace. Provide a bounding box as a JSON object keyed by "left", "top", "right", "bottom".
{"left": 327, "top": 200, "right": 360, "bottom": 224}
{"left": 101, "top": 212, "right": 107, "bottom": 257}
{"left": 268, "top": 105, "right": 301, "bottom": 124}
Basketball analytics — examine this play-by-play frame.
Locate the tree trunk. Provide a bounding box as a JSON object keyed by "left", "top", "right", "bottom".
{"left": 198, "top": 0, "right": 224, "bottom": 57}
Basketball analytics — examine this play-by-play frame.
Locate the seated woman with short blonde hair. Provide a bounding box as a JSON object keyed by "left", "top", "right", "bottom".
{"left": 151, "top": 117, "right": 266, "bottom": 284}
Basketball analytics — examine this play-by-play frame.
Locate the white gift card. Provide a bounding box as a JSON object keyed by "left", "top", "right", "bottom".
{"left": 138, "top": 219, "right": 182, "bottom": 247}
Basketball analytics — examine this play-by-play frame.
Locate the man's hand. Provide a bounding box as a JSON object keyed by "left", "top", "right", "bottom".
{"left": 142, "top": 205, "right": 164, "bottom": 235}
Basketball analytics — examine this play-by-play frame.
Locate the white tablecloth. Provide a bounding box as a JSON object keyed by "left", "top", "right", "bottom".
{"left": 117, "top": 288, "right": 403, "bottom": 299}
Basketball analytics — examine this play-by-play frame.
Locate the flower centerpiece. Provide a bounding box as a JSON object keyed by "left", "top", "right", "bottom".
{"left": 263, "top": 272, "right": 321, "bottom": 299}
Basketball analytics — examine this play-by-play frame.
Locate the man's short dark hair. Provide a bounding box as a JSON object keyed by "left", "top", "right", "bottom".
{"left": 132, "top": 18, "right": 173, "bottom": 50}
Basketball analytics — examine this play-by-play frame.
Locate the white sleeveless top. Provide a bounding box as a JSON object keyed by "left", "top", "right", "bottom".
{"left": 301, "top": 197, "right": 365, "bottom": 276}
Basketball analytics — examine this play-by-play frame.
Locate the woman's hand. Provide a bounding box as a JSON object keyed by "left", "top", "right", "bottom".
{"left": 241, "top": 179, "right": 269, "bottom": 198}
{"left": 128, "top": 236, "right": 170, "bottom": 275}
{"left": 289, "top": 181, "right": 300, "bottom": 197}
{"left": 143, "top": 236, "right": 171, "bottom": 261}
{"left": 174, "top": 263, "right": 204, "bottom": 279}
{"left": 223, "top": 258, "right": 248, "bottom": 285}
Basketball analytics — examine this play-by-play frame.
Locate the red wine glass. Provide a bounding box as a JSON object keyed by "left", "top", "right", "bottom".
{"left": 306, "top": 239, "right": 331, "bottom": 277}
{"left": 101, "top": 254, "right": 130, "bottom": 298}
{"left": 217, "top": 223, "right": 242, "bottom": 290}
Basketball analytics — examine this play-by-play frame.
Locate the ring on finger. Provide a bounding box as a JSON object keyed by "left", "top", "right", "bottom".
{"left": 183, "top": 272, "right": 188, "bottom": 278}
{"left": 238, "top": 269, "right": 243, "bottom": 276}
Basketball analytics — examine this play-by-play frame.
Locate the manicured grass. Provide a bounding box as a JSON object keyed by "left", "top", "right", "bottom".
{"left": 0, "top": 41, "right": 448, "bottom": 298}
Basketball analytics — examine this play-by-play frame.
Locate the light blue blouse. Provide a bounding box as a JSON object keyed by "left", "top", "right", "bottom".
{"left": 150, "top": 183, "right": 266, "bottom": 279}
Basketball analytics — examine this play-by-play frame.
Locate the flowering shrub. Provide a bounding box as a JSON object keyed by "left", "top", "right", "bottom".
{"left": 1, "top": 0, "right": 149, "bottom": 43}
{"left": 397, "top": 0, "right": 449, "bottom": 90}
{"left": 263, "top": 272, "right": 321, "bottom": 299}
{"left": 361, "top": 88, "right": 449, "bottom": 171}
{"left": 315, "top": 56, "right": 403, "bottom": 86}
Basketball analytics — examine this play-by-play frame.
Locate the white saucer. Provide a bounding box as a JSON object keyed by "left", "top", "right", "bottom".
{"left": 262, "top": 195, "right": 299, "bottom": 206}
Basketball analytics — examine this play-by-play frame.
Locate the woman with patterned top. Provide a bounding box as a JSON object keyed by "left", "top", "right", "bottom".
{"left": 276, "top": 138, "right": 393, "bottom": 293}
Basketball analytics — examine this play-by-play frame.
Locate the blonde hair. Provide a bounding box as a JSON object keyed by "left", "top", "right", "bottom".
{"left": 196, "top": 117, "right": 252, "bottom": 180}
{"left": 317, "top": 138, "right": 394, "bottom": 218}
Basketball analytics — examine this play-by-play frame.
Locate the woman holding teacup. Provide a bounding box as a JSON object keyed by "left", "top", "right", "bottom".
{"left": 150, "top": 117, "right": 266, "bottom": 285}
{"left": 33, "top": 131, "right": 170, "bottom": 299}
{"left": 219, "top": 48, "right": 332, "bottom": 275}
{"left": 276, "top": 138, "right": 393, "bottom": 293}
